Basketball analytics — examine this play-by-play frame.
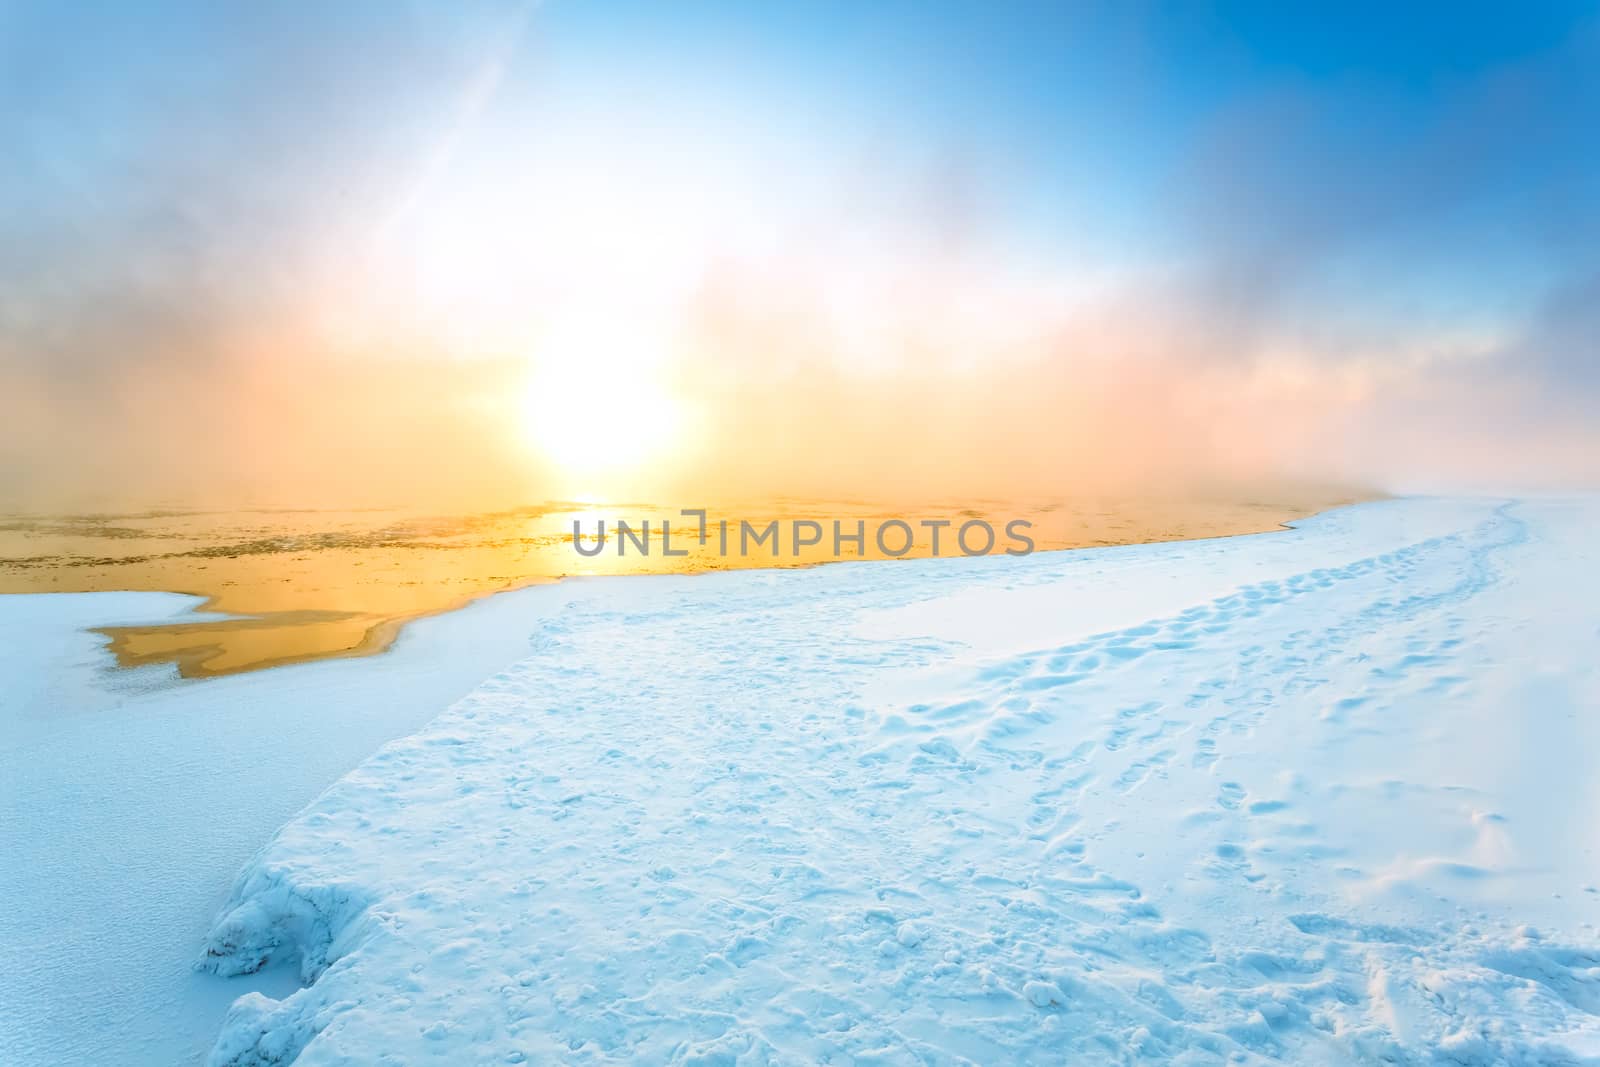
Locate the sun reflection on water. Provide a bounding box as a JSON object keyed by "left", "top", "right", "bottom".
{"left": 0, "top": 489, "right": 1367, "bottom": 678}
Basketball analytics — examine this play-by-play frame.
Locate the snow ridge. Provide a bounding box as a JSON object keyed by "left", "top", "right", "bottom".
{"left": 199, "top": 498, "right": 1600, "bottom": 1065}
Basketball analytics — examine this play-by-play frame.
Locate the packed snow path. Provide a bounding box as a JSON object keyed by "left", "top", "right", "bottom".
{"left": 202, "top": 498, "right": 1600, "bottom": 1065}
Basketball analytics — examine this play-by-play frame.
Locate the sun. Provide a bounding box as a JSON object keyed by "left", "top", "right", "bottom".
{"left": 521, "top": 324, "right": 684, "bottom": 486}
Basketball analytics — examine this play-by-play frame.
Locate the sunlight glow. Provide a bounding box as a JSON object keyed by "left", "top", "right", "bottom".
{"left": 521, "top": 322, "right": 684, "bottom": 484}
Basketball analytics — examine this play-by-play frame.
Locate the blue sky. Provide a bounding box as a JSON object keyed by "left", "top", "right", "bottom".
{"left": 6, "top": 1, "right": 1594, "bottom": 304}
{"left": 1, "top": 1, "right": 1597, "bottom": 504}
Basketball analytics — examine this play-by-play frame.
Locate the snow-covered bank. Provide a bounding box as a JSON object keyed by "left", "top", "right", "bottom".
{"left": 0, "top": 579, "right": 662, "bottom": 1065}
{"left": 199, "top": 497, "right": 1600, "bottom": 1065}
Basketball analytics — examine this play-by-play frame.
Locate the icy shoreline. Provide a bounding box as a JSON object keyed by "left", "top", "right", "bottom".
{"left": 1, "top": 578, "right": 662, "bottom": 1065}
{"left": 197, "top": 497, "right": 1600, "bottom": 1064}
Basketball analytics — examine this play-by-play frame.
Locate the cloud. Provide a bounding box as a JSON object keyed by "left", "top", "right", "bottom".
{"left": 0, "top": 4, "right": 1596, "bottom": 510}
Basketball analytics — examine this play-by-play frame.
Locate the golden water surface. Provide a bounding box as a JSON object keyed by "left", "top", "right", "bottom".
{"left": 0, "top": 489, "right": 1371, "bottom": 678}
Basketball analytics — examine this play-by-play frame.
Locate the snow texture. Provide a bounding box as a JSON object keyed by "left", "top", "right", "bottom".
{"left": 1, "top": 583, "right": 609, "bottom": 1065}
{"left": 199, "top": 497, "right": 1600, "bottom": 1065}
